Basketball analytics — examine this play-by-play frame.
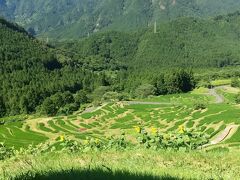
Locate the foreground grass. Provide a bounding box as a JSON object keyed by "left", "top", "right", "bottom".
{"left": 1, "top": 149, "right": 240, "bottom": 180}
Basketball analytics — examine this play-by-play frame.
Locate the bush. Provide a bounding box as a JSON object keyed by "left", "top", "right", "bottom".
{"left": 90, "top": 86, "right": 110, "bottom": 103}
{"left": 135, "top": 126, "right": 208, "bottom": 151}
{"left": 74, "top": 90, "right": 89, "bottom": 105}
{"left": 197, "top": 80, "right": 212, "bottom": 89}
{"left": 135, "top": 84, "right": 156, "bottom": 98}
{"left": 193, "top": 102, "right": 207, "bottom": 110}
{"left": 235, "top": 93, "right": 240, "bottom": 104}
{"left": 102, "top": 92, "right": 120, "bottom": 102}
{"left": 231, "top": 78, "right": 240, "bottom": 88}
{"left": 58, "top": 103, "right": 79, "bottom": 115}
{"left": 0, "top": 143, "right": 15, "bottom": 160}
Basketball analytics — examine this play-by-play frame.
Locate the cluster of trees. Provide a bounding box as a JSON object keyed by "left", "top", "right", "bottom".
{"left": 41, "top": 90, "right": 88, "bottom": 116}
{"left": 0, "top": 19, "right": 122, "bottom": 117}
{"left": 134, "top": 69, "right": 196, "bottom": 98}
{"left": 232, "top": 78, "right": 240, "bottom": 104}
{"left": 2, "top": 12, "right": 240, "bottom": 118}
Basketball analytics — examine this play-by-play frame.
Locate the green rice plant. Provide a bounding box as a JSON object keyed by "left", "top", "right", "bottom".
{"left": 225, "top": 127, "right": 240, "bottom": 143}
{"left": 56, "top": 120, "right": 78, "bottom": 132}
{"left": 48, "top": 120, "right": 72, "bottom": 133}
{"left": 38, "top": 123, "right": 57, "bottom": 133}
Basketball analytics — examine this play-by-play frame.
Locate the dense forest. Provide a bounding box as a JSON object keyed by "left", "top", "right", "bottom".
{"left": 58, "top": 12, "right": 240, "bottom": 90}
{"left": 0, "top": 18, "right": 114, "bottom": 117}
{"left": 0, "top": 18, "right": 196, "bottom": 118}
{"left": 1, "top": 11, "right": 240, "bottom": 118}
{"left": 1, "top": 0, "right": 240, "bottom": 39}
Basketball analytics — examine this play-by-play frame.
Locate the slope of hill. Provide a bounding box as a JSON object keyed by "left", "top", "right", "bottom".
{"left": 59, "top": 12, "right": 240, "bottom": 88}
{"left": 1, "top": 11, "right": 240, "bottom": 118}
{"left": 1, "top": 0, "right": 240, "bottom": 39}
{"left": 0, "top": 18, "right": 125, "bottom": 118}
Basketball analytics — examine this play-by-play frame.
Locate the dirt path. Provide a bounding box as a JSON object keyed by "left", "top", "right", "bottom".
{"left": 82, "top": 103, "right": 108, "bottom": 114}
{"left": 202, "top": 125, "right": 239, "bottom": 148}
{"left": 209, "top": 87, "right": 224, "bottom": 104}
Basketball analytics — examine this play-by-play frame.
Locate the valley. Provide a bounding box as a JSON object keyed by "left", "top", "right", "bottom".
{"left": 1, "top": 85, "right": 240, "bottom": 149}
{"left": 1, "top": 1, "right": 240, "bottom": 179}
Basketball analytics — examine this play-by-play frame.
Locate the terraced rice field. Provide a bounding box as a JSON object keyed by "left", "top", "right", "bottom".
{"left": 0, "top": 86, "right": 240, "bottom": 149}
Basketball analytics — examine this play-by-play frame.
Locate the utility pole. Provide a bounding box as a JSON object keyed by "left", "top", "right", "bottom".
{"left": 154, "top": 21, "right": 157, "bottom": 34}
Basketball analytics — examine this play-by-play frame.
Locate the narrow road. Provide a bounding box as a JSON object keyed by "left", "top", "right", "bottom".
{"left": 123, "top": 101, "right": 176, "bottom": 105}
{"left": 202, "top": 125, "right": 239, "bottom": 148}
{"left": 209, "top": 87, "right": 225, "bottom": 104}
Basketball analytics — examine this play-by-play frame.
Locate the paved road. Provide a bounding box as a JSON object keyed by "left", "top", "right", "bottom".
{"left": 123, "top": 101, "right": 177, "bottom": 105}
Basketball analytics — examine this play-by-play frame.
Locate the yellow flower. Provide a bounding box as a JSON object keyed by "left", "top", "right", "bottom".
{"left": 83, "top": 139, "right": 89, "bottom": 145}
{"left": 151, "top": 127, "right": 158, "bottom": 135}
{"left": 178, "top": 125, "right": 185, "bottom": 134}
{"left": 59, "top": 135, "right": 65, "bottom": 142}
{"left": 95, "top": 138, "right": 100, "bottom": 144}
{"left": 134, "top": 126, "right": 141, "bottom": 133}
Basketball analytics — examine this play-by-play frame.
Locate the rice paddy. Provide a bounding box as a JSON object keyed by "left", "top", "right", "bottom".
{"left": 0, "top": 86, "right": 240, "bottom": 149}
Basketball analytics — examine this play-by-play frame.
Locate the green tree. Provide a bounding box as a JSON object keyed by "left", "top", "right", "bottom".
{"left": 236, "top": 93, "right": 240, "bottom": 104}
{"left": 0, "top": 96, "right": 6, "bottom": 117}
{"left": 74, "top": 90, "right": 89, "bottom": 105}
{"left": 231, "top": 78, "right": 240, "bottom": 87}
{"left": 153, "top": 75, "right": 167, "bottom": 95}
{"left": 91, "top": 86, "right": 110, "bottom": 103}
{"left": 135, "top": 84, "right": 156, "bottom": 98}
{"left": 41, "top": 98, "right": 57, "bottom": 116}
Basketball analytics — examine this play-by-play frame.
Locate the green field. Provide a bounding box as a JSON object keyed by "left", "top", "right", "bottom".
{"left": 0, "top": 86, "right": 240, "bottom": 149}
{"left": 1, "top": 149, "right": 240, "bottom": 179}
{"left": 1, "top": 86, "right": 240, "bottom": 179}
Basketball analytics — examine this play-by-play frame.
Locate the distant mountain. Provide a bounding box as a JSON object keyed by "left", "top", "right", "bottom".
{"left": 1, "top": 0, "right": 240, "bottom": 39}
{"left": 61, "top": 11, "right": 240, "bottom": 72}
{"left": 1, "top": 11, "right": 240, "bottom": 117}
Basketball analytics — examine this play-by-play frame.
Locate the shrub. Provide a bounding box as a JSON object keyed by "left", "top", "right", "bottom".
{"left": 193, "top": 102, "right": 207, "bottom": 110}
{"left": 74, "top": 90, "right": 89, "bottom": 105}
{"left": 135, "top": 84, "right": 156, "bottom": 98}
{"left": 231, "top": 78, "right": 240, "bottom": 88}
{"left": 102, "top": 92, "right": 120, "bottom": 102}
{"left": 236, "top": 93, "right": 240, "bottom": 104}
{"left": 58, "top": 103, "right": 79, "bottom": 115}
{"left": 135, "top": 126, "right": 208, "bottom": 151}
{"left": 0, "top": 143, "right": 15, "bottom": 160}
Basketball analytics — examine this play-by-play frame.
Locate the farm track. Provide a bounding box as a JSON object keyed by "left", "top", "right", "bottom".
{"left": 202, "top": 125, "right": 239, "bottom": 148}
{"left": 124, "top": 101, "right": 178, "bottom": 105}
{"left": 209, "top": 86, "right": 226, "bottom": 104}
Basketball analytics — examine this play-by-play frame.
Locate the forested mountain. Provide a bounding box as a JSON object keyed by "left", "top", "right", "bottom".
{"left": 0, "top": 17, "right": 199, "bottom": 118}
{"left": 1, "top": 0, "right": 240, "bottom": 39}
{"left": 1, "top": 11, "right": 240, "bottom": 118}
{"left": 57, "top": 11, "right": 240, "bottom": 91}
{"left": 0, "top": 18, "right": 127, "bottom": 117}
{"left": 60, "top": 11, "right": 240, "bottom": 71}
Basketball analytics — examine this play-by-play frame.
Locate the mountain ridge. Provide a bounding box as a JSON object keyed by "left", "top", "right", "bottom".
{"left": 1, "top": 0, "right": 240, "bottom": 39}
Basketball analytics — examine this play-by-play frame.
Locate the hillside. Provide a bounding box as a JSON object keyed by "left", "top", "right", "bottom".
{"left": 1, "top": 4, "right": 240, "bottom": 179}
{"left": 0, "top": 18, "right": 125, "bottom": 118}
{"left": 59, "top": 12, "right": 240, "bottom": 89}
{"left": 1, "top": 0, "right": 240, "bottom": 39}
{"left": 1, "top": 10, "right": 240, "bottom": 118}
